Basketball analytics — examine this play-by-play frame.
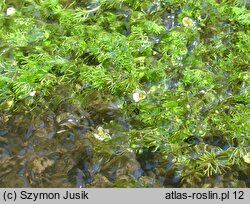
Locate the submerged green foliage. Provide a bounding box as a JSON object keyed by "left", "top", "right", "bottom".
{"left": 0, "top": 0, "right": 249, "bottom": 186}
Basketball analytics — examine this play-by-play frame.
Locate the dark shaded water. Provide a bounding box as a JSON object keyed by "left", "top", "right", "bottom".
{"left": 0, "top": 97, "right": 249, "bottom": 187}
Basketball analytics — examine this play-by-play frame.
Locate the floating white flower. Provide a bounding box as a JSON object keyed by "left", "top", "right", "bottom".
{"left": 29, "top": 91, "right": 36, "bottom": 97}
{"left": 93, "top": 126, "right": 111, "bottom": 141}
{"left": 133, "top": 89, "right": 147, "bottom": 102}
{"left": 6, "top": 7, "right": 16, "bottom": 16}
{"left": 243, "top": 153, "right": 250, "bottom": 164}
{"left": 182, "top": 17, "right": 194, "bottom": 28}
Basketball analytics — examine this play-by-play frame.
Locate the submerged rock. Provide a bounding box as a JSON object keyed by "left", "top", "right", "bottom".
{"left": 100, "top": 152, "right": 142, "bottom": 180}
{"left": 87, "top": 173, "right": 112, "bottom": 187}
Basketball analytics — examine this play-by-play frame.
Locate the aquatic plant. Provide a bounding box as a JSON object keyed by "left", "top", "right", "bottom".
{"left": 0, "top": 0, "right": 249, "bottom": 187}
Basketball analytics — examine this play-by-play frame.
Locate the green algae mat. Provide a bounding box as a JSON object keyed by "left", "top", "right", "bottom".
{"left": 0, "top": 0, "right": 249, "bottom": 187}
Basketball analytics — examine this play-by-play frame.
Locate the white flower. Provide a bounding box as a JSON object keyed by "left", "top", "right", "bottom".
{"left": 243, "top": 153, "right": 250, "bottom": 164}
{"left": 93, "top": 126, "right": 111, "bottom": 141}
{"left": 132, "top": 89, "right": 147, "bottom": 102}
{"left": 29, "top": 91, "right": 36, "bottom": 97}
{"left": 182, "top": 17, "right": 194, "bottom": 28}
{"left": 6, "top": 7, "right": 16, "bottom": 16}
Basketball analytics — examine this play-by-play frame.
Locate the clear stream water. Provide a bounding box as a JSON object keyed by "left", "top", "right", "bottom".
{"left": 0, "top": 0, "right": 249, "bottom": 187}
{"left": 0, "top": 97, "right": 249, "bottom": 187}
